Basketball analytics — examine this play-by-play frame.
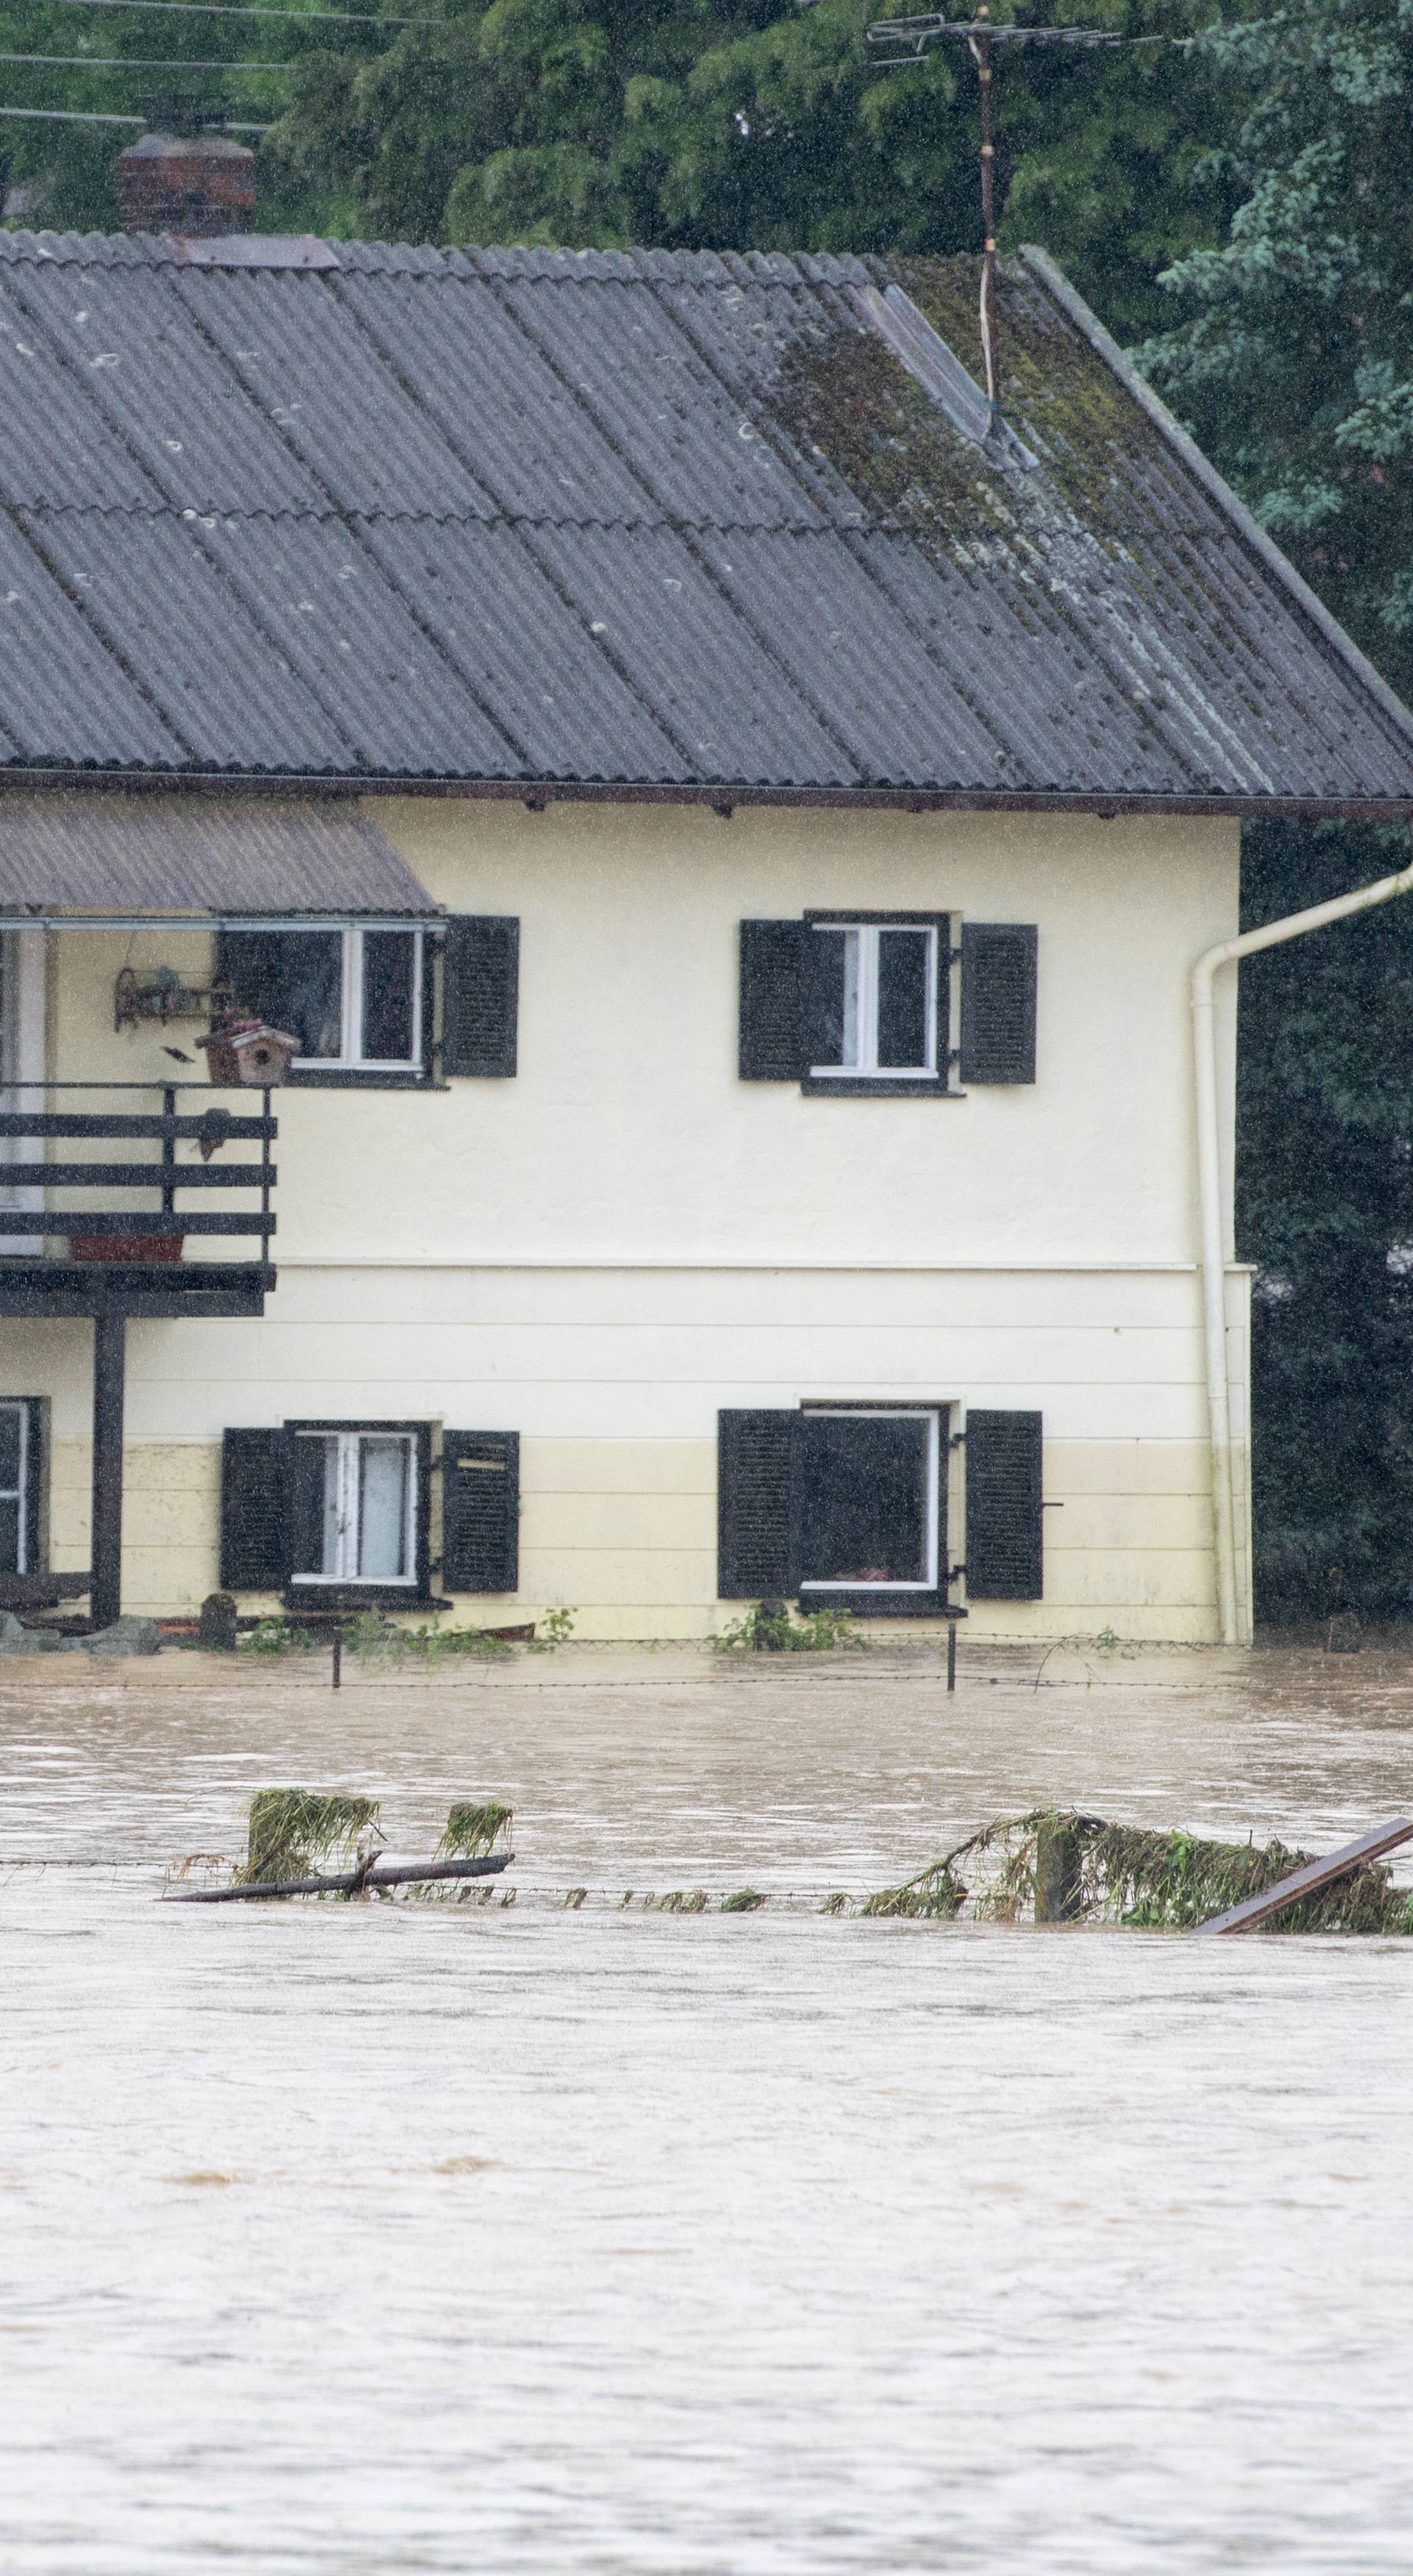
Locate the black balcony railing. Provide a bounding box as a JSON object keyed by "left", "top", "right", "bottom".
{"left": 0, "top": 1082, "right": 277, "bottom": 1319}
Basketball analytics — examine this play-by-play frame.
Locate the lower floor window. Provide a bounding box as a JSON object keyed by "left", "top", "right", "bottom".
{"left": 290, "top": 1429, "right": 417, "bottom": 1585}
{"left": 798, "top": 1408, "right": 941, "bottom": 1593}
{"left": 0, "top": 1401, "right": 40, "bottom": 1576}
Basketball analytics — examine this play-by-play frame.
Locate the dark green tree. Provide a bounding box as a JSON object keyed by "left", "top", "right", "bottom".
{"left": 1139, "top": 0, "right": 1413, "bottom": 697}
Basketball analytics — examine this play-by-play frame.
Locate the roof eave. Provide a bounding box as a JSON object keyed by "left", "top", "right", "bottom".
{"left": 1, "top": 770, "right": 1410, "bottom": 823}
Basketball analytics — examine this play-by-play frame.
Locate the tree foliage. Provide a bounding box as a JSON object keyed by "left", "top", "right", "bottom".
{"left": 1140, "top": 0, "right": 1413, "bottom": 698}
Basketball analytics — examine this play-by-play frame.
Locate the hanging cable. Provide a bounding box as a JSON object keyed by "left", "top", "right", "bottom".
{"left": 0, "top": 47, "right": 292, "bottom": 65}
{"left": 27, "top": 0, "right": 442, "bottom": 24}
{"left": 0, "top": 101, "right": 272, "bottom": 121}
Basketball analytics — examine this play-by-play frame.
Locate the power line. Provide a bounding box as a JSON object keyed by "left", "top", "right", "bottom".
{"left": 1, "top": 46, "right": 292, "bottom": 64}
{"left": 33, "top": 0, "right": 442, "bottom": 26}
{"left": 0, "top": 99, "right": 271, "bottom": 119}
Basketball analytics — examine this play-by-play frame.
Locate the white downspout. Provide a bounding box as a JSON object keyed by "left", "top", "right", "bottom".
{"left": 1194, "top": 830, "right": 1413, "bottom": 1645}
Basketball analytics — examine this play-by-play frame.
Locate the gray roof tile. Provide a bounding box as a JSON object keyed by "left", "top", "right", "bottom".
{"left": 0, "top": 234, "right": 1407, "bottom": 803}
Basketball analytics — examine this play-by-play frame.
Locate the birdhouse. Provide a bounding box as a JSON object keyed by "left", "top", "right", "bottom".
{"left": 199, "top": 1018, "right": 299, "bottom": 1087}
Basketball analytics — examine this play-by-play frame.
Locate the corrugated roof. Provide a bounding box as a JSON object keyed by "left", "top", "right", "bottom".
{"left": 0, "top": 228, "right": 1409, "bottom": 809}
{"left": 0, "top": 794, "right": 437, "bottom": 914}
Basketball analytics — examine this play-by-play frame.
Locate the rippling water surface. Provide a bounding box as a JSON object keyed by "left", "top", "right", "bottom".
{"left": 1, "top": 1641, "right": 1411, "bottom": 2573}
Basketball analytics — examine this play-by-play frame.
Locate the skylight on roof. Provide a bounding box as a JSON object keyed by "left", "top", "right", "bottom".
{"left": 857, "top": 281, "right": 1036, "bottom": 468}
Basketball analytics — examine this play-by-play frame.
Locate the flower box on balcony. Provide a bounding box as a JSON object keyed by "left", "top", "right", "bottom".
{"left": 70, "top": 1234, "right": 185, "bottom": 1264}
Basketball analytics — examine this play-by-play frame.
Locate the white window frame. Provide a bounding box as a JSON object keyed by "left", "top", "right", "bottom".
{"left": 0, "top": 1399, "right": 29, "bottom": 1575}
{"left": 810, "top": 922, "right": 939, "bottom": 1081}
{"left": 799, "top": 1406, "right": 941, "bottom": 1594}
{"left": 234, "top": 926, "right": 423, "bottom": 1074}
{"left": 289, "top": 1427, "right": 418, "bottom": 1587}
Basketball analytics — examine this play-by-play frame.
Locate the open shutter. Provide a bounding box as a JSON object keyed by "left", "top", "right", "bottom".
{"left": 442, "top": 1430, "right": 519, "bottom": 1593}
{"left": 718, "top": 1409, "right": 797, "bottom": 1597}
{"left": 964, "top": 1410, "right": 1043, "bottom": 1599}
{"left": 220, "top": 1429, "right": 290, "bottom": 1590}
{"left": 442, "top": 917, "right": 519, "bottom": 1077}
{"left": 21, "top": 1397, "right": 46, "bottom": 1575}
{"left": 960, "top": 923, "right": 1038, "bottom": 1084}
{"left": 739, "top": 921, "right": 804, "bottom": 1080}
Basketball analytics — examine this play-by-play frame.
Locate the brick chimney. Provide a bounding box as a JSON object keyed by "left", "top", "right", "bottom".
{"left": 116, "top": 129, "right": 255, "bottom": 238}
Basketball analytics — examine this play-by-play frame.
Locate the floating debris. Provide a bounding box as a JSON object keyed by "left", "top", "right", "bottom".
{"left": 439, "top": 1801, "right": 514, "bottom": 1859}
{"left": 238, "top": 1789, "right": 380, "bottom": 1887}
{"left": 169, "top": 1789, "right": 514, "bottom": 1903}
{"left": 862, "top": 1809, "right": 1413, "bottom": 1934}
{"left": 719, "top": 1888, "right": 768, "bottom": 1913}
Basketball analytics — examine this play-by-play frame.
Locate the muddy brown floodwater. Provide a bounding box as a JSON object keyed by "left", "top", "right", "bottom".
{"left": 1, "top": 1638, "right": 1411, "bottom": 2574}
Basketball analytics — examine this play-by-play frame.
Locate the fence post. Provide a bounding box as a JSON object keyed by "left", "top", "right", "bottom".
{"left": 1034, "top": 1816, "right": 1083, "bottom": 1923}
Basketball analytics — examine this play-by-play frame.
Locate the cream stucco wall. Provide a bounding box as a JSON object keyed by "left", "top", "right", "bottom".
{"left": 8, "top": 794, "right": 1247, "bottom": 1639}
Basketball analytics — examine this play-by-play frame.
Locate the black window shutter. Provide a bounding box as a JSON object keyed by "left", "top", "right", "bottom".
{"left": 739, "top": 921, "right": 804, "bottom": 1080}
{"left": 24, "top": 1397, "right": 47, "bottom": 1573}
{"left": 718, "top": 1409, "right": 798, "bottom": 1597}
{"left": 965, "top": 1410, "right": 1043, "bottom": 1599}
{"left": 220, "top": 1429, "right": 291, "bottom": 1589}
{"left": 960, "top": 923, "right": 1038, "bottom": 1084}
{"left": 442, "top": 1430, "right": 520, "bottom": 1593}
{"left": 442, "top": 917, "right": 519, "bottom": 1078}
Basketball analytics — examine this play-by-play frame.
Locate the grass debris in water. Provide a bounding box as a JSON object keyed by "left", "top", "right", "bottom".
{"left": 865, "top": 1808, "right": 1413, "bottom": 1933}
{"left": 439, "top": 1800, "right": 514, "bottom": 1858}
{"left": 238, "top": 1789, "right": 380, "bottom": 1887}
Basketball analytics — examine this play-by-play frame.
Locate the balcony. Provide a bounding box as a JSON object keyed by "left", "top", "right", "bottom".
{"left": 0, "top": 1082, "right": 277, "bottom": 1319}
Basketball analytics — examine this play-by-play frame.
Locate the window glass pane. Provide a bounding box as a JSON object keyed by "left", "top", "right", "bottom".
{"left": 0, "top": 1494, "right": 18, "bottom": 1575}
{"left": 219, "top": 932, "right": 343, "bottom": 1060}
{"left": 800, "top": 1414, "right": 931, "bottom": 1586}
{"left": 877, "top": 930, "right": 930, "bottom": 1069}
{"left": 0, "top": 1405, "right": 21, "bottom": 1494}
{"left": 358, "top": 1437, "right": 411, "bottom": 1578}
{"left": 361, "top": 932, "right": 417, "bottom": 1064}
{"left": 289, "top": 1434, "right": 337, "bottom": 1578}
{"left": 809, "top": 928, "right": 857, "bottom": 1069}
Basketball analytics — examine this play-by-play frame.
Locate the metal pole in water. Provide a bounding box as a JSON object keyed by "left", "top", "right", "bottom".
{"left": 946, "top": 1622, "right": 957, "bottom": 1693}
{"left": 90, "top": 1308, "right": 127, "bottom": 1633}
{"left": 331, "top": 1630, "right": 341, "bottom": 1692}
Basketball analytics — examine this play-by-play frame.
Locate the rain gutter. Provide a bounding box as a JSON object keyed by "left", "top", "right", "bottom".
{"left": 1193, "top": 828, "right": 1413, "bottom": 1647}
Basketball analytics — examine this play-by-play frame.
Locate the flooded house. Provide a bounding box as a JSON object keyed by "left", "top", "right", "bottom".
{"left": 1, "top": 130, "right": 1412, "bottom": 1644}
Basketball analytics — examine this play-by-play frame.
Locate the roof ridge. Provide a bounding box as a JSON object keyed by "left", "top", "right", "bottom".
{"left": 1018, "top": 242, "right": 1413, "bottom": 762}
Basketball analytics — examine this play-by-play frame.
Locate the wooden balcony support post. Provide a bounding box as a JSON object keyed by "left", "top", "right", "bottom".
{"left": 90, "top": 1309, "right": 127, "bottom": 1632}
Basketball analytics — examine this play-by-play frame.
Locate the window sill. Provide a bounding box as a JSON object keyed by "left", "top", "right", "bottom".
{"left": 283, "top": 1069, "right": 441, "bottom": 1090}
{"left": 797, "top": 1589, "right": 965, "bottom": 1619}
{"left": 284, "top": 1583, "right": 435, "bottom": 1613}
{"left": 799, "top": 1078, "right": 963, "bottom": 1100}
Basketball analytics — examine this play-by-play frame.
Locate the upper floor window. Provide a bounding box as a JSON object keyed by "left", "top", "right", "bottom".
{"left": 738, "top": 915, "right": 1038, "bottom": 1093}
{"left": 216, "top": 928, "right": 425, "bottom": 1078}
{"left": 810, "top": 921, "right": 940, "bottom": 1081}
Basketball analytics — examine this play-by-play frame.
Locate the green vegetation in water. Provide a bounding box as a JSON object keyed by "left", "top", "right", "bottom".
{"left": 439, "top": 1801, "right": 514, "bottom": 1858}
{"left": 339, "top": 1612, "right": 513, "bottom": 1664}
{"left": 529, "top": 1605, "right": 576, "bottom": 1650}
{"left": 866, "top": 1809, "right": 1413, "bottom": 1935}
{"left": 238, "top": 1788, "right": 380, "bottom": 1887}
{"left": 714, "top": 1603, "right": 867, "bottom": 1654}
{"left": 240, "top": 1617, "right": 318, "bottom": 1656}
{"left": 719, "top": 1888, "right": 768, "bottom": 1913}
{"left": 860, "top": 1862, "right": 970, "bottom": 1920}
